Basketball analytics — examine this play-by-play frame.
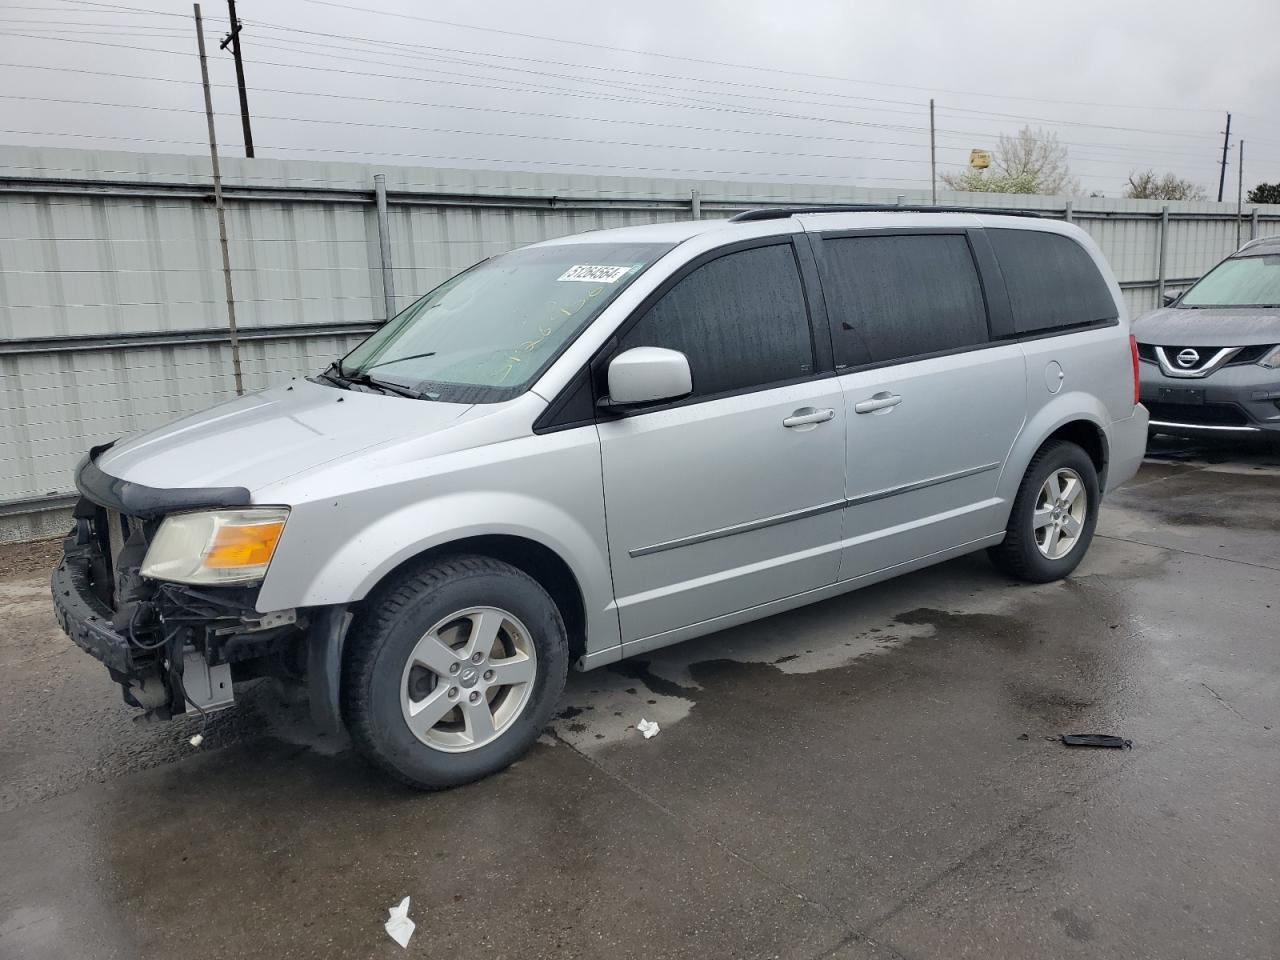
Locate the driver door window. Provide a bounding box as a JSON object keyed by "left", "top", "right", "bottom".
{"left": 617, "top": 242, "right": 815, "bottom": 401}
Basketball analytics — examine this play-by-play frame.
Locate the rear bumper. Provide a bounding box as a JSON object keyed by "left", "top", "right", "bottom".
{"left": 1138, "top": 360, "right": 1280, "bottom": 435}
{"left": 1106, "top": 407, "right": 1149, "bottom": 492}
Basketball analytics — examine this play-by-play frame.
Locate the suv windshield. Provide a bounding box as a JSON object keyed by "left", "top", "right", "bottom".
{"left": 340, "top": 241, "right": 672, "bottom": 402}
{"left": 1179, "top": 253, "right": 1280, "bottom": 308}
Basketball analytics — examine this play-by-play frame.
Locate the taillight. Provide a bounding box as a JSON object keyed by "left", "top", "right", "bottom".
{"left": 1129, "top": 334, "right": 1140, "bottom": 407}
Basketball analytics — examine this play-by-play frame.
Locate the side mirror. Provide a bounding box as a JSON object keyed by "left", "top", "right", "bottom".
{"left": 606, "top": 347, "right": 692, "bottom": 407}
{"left": 1162, "top": 293, "right": 1178, "bottom": 307}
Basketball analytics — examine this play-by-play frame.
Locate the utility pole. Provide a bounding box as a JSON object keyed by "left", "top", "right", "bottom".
{"left": 1217, "top": 112, "right": 1231, "bottom": 202}
{"left": 1237, "top": 139, "right": 1244, "bottom": 249}
{"left": 929, "top": 98, "right": 937, "bottom": 206}
{"left": 219, "top": 0, "right": 254, "bottom": 158}
{"left": 195, "top": 3, "right": 245, "bottom": 396}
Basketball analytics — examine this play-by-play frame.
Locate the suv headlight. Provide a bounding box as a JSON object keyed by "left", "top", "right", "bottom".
{"left": 1260, "top": 345, "right": 1280, "bottom": 369}
{"left": 141, "top": 508, "right": 289, "bottom": 585}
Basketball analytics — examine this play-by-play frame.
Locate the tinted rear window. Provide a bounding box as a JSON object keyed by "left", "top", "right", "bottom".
{"left": 988, "top": 229, "right": 1117, "bottom": 335}
{"left": 821, "top": 234, "right": 990, "bottom": 367}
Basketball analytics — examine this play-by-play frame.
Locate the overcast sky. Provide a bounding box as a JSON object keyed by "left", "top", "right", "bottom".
{"left": 2, "top": 0, "right": 1279, "bottom": 198}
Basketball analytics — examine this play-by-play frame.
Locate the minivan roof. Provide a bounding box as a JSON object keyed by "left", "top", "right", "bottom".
{"left": 534, "top": 209, "right": 1084, "bottom": 248}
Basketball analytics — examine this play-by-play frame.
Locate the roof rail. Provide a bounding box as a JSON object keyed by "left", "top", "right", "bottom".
{"left": 728, "top": 204, "right": 1047, "bottom": 223}
{"left": 1237, "top": 235, "right": 1280, "bottom": 252}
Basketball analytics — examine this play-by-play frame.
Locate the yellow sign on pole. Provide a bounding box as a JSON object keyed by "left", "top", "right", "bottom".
{"left": 969, "top": 149, "right": 992, "bottom": 170}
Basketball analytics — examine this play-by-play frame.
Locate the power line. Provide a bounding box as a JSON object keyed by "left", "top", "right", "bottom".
{"left": 5, "top": 27, "right": 1230, "bottom": 147}
{"left": 942, "top": 104, "right": 1216, "bottom": 141}
{"left": 4, "top": 5, "right": 1252, "bottom": 148}
{"left": 29, "top": 0, "right": 1251, "bottom": 118}
{"left": 0, "top": 32, "right": 959, "bottom": 138}
{"left": 137, "top": 24, "right": 1230, "bottom": 143}
{"left": 300, "top": 0, "right": 1232, "bottom": 117}
{"left": 0, "top": 129, "right": 939, "bottom": 182}
{"left": 9, "top": 93, "right": 1259, "bottom": 176}
{"left": 0, "top": 12, "right": 1260, "bottom": 184}
{"left": 229, "top": 30, "right": 933, "bottom": 117}
{"left": 3, "top": 56, "right": 1272, "bottom": 172}
{"left": 0, "top": 96, "right": 939, "bottom": 165}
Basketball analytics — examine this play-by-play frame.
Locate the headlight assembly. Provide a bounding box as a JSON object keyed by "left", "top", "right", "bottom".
{"left": 1259, "top": 345, "right": 1280, "bottom": 369}
{"left": 140, "top": 508, "right": 289, "bottom": 585}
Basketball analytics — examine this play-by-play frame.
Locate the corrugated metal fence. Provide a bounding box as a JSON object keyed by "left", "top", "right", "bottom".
{"left": 3, "top": 144, "right": 1279, "bottom": 541}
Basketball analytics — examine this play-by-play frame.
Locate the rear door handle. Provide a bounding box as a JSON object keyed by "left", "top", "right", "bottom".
{"left": 782, "top": 407, "right": 836, "bottom": 428}
{"left": 853, "top": 393, "right": 902, "bottom": 414}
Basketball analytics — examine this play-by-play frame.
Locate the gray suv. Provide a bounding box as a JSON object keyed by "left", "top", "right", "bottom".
{"left": 51, "top": 209, "right": 1148, "bottom": 789}
{"left": 1135, "top": 236, "right": 1280, "bottom": 438}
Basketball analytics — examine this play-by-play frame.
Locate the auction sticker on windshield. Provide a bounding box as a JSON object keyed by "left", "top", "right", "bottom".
{"left": 557, "top": 264, "right": 633, "bottom": 283}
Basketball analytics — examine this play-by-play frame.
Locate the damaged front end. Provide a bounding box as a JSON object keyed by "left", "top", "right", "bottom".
{"left": 51, "top": 447, "right": 316, "bottom": 723}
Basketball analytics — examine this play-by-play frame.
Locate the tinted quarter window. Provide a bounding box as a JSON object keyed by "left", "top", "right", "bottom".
{"left": 988, "top": 228, "right": 1118, "bottom": 334}
{"left": 619, "top": 243, "right": 814, "bottom": 399}
{"left": 821, "top": 234, "right": 989, "bottom": 367}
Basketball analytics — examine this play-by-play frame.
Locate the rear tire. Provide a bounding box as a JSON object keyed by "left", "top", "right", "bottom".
{"left": 342, "top": 555, "right": 568, "bottom": 790}
{"left": 988, "top": 440, "right": 1100, "bottom": 583}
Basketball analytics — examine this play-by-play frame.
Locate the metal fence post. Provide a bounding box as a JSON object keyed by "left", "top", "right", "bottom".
{"left": 374, "top": 174, "right": 396, "bottom": 321}
{"left": 193, "top": 3, "right": 244, "bottom": 396}
{"left": 1252, "top": 207, "right": 1259, "bottom": 240}
{"left": 1064, "top": 200, "right": 1073, "bottom": 224}
{"left": 1157, "top": 204, "right": 1169, "bottom": 306}
{"left": 690, "top": 188, "right": 701, "bottom": 221}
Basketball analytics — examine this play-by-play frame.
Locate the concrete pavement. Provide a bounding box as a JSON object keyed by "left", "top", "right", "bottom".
{"left": 2, "top": 440, "right": 1277, "bottom": 959}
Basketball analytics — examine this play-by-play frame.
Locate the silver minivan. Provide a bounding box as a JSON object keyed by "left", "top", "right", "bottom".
{"left": 52, "top": 208, "right": 1149, "bottom": 788}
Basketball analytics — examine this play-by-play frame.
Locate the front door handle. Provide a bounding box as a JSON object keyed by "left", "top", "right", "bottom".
{"left": 854, "top": 392, "right": 902, "bottom": 415}
{"left": 782, "top": 407, "right": 836, "bottom": 428}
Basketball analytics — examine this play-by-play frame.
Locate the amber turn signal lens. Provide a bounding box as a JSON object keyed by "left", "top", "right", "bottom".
{"left": 204, "top": 520, "right": 286, "bottom": 569}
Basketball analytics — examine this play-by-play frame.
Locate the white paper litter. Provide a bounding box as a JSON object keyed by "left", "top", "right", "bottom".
{"left": 637, "top": 718, "right": 661, "bottom": 739}
{"left": 188, "top": 733, "right": 204, "bottom": 748}
{"left": 384, "top": 896, "right": 415, "bottom": 949}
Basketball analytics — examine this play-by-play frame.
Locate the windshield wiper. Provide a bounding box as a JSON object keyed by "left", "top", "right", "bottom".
{"left": 365, "top": 350, "right": 436, "bottom": 370}
{"left": 312, "top": 361, "right": 438, "bottom": 400}
{"left": 344, "top": 370, "right": 438, "bottom": 400}
{"left": 311, "top": 362, "right": 347, "bottom": 387}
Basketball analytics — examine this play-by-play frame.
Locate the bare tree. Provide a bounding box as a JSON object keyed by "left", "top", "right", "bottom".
{"left": 940, "top": 126, "right": 1080, "bottom": 196}
{"left": 1124, "top": 170, "right": 1206, "bottom": 200}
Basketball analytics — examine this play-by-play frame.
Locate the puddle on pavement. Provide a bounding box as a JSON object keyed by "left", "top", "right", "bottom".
{"left": 2, "top": 537, "right": 1164, "bottom": 778}
{"left": 548, "top": 541, "right": 1161, "bottom": 752}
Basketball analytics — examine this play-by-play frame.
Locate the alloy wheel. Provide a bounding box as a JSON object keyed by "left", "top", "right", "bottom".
{"left": 1033, "top": 467, "right": 1088, "bottom": 560}
{"left": 399, "top": 606, "right": 538, "bottom": 752}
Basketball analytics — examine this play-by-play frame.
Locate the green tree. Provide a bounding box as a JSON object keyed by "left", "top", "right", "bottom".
{"left": 1124, "top": 170, "right": 1206, "bottom": 200}
{"left": 940, "top": 126, "right": 1079, "bottom": 196}
{"left": 1246, "top": 182, "right": 1280, "bottom": 204}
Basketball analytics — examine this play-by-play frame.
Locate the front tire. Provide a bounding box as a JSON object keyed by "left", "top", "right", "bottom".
{"left": 342, "top": 555, "right": 568, "bottom": 790}
{"left": 988, "top": 440, "right": 1100, "bottom": 583}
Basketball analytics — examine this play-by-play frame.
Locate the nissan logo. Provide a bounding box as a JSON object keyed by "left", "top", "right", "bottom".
{"left": 1176, "top": 348, "right": 1200, "bottom": 368}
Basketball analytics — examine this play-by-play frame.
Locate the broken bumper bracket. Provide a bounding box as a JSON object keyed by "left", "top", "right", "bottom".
{"left": 50, "top": 555, "right": 139, "bottom": 676}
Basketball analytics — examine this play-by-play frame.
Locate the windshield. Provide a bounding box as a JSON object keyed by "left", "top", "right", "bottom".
{"left": 340, "top": 241, "right": 672, "bottom": 402}
{"left": 1179, "top": 254, "right": 1280, "bottom": 308}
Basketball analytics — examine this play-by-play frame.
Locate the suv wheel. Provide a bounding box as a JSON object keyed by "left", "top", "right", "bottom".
{"left": 988, "top": 440, "right": 1100, "bottom": 583}
{"left": 342, "top": 555, "right": 568, "bottom": 789}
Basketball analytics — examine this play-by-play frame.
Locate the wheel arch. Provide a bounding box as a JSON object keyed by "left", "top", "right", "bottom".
{"left": 999, "top": 397, "right": 1111, "bottom": 510}
{"left": 357, "top": 534, "right": 590, "bottom": 667}
{"left": 1042, "top": 419, "right": 1109, "bottom": 487}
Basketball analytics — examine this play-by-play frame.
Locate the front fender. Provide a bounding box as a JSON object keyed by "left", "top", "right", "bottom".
{"left": 318, "top": 490, "right": 605, "bottom": 602}
{"left": 258, "top": 442, "right": 619, "bottom": 660}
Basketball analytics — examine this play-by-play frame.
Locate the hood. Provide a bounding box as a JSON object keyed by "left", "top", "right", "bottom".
{"left": 97, "top": 379, "right": 482, "bottom": 491}
{"left": 1132, "top": 306, "right": 1280, "bottom": 346}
